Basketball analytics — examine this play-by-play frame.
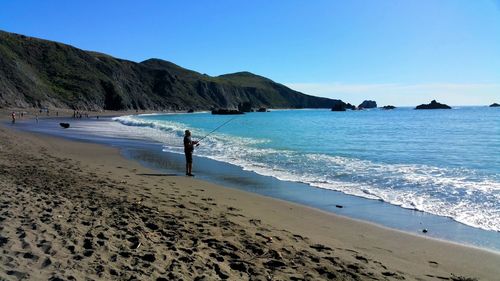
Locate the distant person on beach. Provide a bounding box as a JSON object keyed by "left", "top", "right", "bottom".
{"left": 11, "top": 112, "right": 15, "bottom": 124}
{"left": 183, "top": 130, "right": 198, "bottom": 176}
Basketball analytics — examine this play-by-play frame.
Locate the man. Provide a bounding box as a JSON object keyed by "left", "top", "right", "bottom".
{"left": 183, "top": 130, "right": 198, "bottom": 176}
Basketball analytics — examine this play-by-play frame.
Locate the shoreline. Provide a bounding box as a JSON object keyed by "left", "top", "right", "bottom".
{"left": 128, "top": 146, "right": 500, "bottom": 252}
{"left": 0, "top": 112, "right": 499, "bottom": 279}
{"left": 113, "top": 108, "right": 500, "bottom": 240}
{"left": 13, "top": 110, "right": 500, "bottom": 252}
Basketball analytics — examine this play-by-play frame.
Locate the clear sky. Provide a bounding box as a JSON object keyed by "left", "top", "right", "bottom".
{"left": 1, "top": 0, "right": 499, "bottom": 106}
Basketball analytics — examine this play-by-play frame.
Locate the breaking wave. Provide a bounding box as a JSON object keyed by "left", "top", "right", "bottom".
{"left": 112, "top": 114, "right": 500, "bottom": 232}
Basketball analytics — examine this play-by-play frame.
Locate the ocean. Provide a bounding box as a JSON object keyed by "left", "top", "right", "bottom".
{"left": 13, "top": 106, "right": 500, "bottom": 250}
{"left": 113, "top": 107, "right": 500, "bottom": 233}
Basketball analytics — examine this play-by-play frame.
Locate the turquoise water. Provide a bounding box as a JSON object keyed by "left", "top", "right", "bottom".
{"left": 114, "top": 107, "right": 499, "bottom": 232}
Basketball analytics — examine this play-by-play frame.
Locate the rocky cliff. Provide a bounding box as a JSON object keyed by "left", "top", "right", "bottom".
{"left": 0, "top": 30, "right": 343, "bottom": 110}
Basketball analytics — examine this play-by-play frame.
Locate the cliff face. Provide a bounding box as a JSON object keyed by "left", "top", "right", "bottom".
{"left": 0, "top": 30, "right": 342, "bottom": 110}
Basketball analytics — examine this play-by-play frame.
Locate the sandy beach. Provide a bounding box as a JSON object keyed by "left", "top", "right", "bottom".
{"left": 1, "top": 112, "right": 499, "bottom": 280}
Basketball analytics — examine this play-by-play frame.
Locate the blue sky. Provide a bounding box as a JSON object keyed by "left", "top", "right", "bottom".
{"left": 1, "top": 0, "right": 499, "bottom": 105}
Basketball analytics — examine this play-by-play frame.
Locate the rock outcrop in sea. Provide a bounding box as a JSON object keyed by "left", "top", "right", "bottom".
{"left": 490, "top": 103, "right": 500, "bottom": 107}
{"left": 415, "top": 100, "right": 451, "bottom": 110}
{"left": 211, "top": 109, "right": 244, "bottom": 115}
{"left": 382, "top": 105, "right": 396, "bottom": 110}
{"left": 331, "top": 102, "right": 356, "bottom": 111}
{"left": 358, "top": 100, "right": 377, "bottom": 109}
{"left": 237, "top": 102, "right": 253, "bottom": 112}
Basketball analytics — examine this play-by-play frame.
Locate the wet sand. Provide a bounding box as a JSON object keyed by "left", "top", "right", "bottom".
{"left": 1, "top": 110, "right": 499, "bottom": 280}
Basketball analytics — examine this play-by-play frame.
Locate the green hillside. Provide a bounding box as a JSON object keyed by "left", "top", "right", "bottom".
{"left": 0, "top": 30, "right": 343, "bottom": 110}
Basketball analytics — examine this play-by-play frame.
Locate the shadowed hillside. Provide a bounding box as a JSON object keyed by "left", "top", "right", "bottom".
{"left": 0, "top": 30, "right": 342, "bottom": 110}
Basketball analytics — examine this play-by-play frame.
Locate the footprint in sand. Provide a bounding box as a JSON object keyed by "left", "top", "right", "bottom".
{"left": 310, "top": 243, "right": 333, "bottom": 252}
{"left": 0, "top": 236, "right": 8, "bottom": 247}
{"left": 6, "top": 270, "right": 27, "bottom": 279}
{"left": 249, "top": 219, "right": 261, "bottom": 226}
{"left": 41, "top": 257, "right": 52, "bottom": 268}
{"left": 36, "top": 240, "right": 52, "bottom": 254}
{"left": 355, "top": 255, "right": 369, "bottom": 263}
{"left": 22, "top": 252, "right": 39, "bottom": 261}
{"left": 428, "top": 260, "right": 439, "bottom": 268}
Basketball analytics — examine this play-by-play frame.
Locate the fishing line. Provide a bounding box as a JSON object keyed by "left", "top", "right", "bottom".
{"left": 162, "top": 115, "right": 240, "bottom": 148}
{"left": 196, "top": 115, "right": 240, "bottom": 144}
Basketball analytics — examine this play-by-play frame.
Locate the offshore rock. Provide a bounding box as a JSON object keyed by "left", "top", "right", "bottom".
{"left": 415, "top": 100, "right": 451, "bottom": 110}
{"left": 382, "top": 105, "right": 396, "bottom": 110}
{"left": 358, "top": 100, "right": 377, "bottom": 109}
{"left": 331, "top": 102, "right": 356, "bottom": 111}
{"left": 237, "top": 102, "right": 252, "bottom": 112}
{"left": 211, "top": 109, "right": 244, "bottom": 115}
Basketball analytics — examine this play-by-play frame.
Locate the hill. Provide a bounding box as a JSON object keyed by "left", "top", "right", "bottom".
{"left": 0, "top": 30, "right": 343, "bottom": 110}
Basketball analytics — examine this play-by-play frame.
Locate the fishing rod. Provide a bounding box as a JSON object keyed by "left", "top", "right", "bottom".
{"left": 196, "top": 115, "right": 240, "bottom": 145}
{"left": 163, "top": 116, "right": 240, "bottom": 149}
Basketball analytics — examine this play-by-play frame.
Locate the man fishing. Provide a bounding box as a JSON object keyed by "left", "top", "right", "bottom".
{"left": 183, "top": 130, "right": 198, "bottom": 176}
{"left": 183, "top": 116, "right": 238, "bottom": 177}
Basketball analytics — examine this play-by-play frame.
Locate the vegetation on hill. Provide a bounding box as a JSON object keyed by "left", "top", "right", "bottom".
{"left": 0, "top": 30, "right": 343, "bottom": 110}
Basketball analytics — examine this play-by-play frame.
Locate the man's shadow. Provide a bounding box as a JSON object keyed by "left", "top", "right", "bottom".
{"left": 136, "top": 173, "right": 178, "bottom": 177}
